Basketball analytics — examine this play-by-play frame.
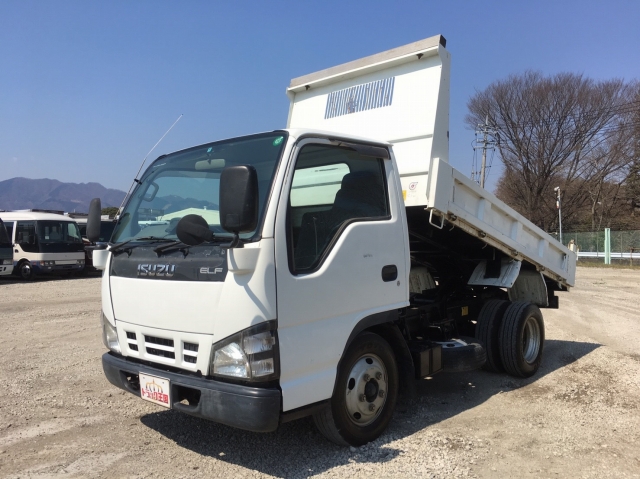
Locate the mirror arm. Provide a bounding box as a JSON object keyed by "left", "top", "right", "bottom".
{"left": 220, "top": 233, "right": 242, "bottom": 250}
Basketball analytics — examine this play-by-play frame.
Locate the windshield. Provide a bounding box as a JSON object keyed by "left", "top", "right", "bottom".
{"left": 78, "top": 221, "right": 116, "bottom": 243}
{"left": 111, "top": 132, "right": 287, "bottom": 244}
{"left": 37, "top": 221, "right": 83, "bottom": 244}
{"left": 0, "top": 220, "right": 9, "bottom": 245}
{"left": 98, "top": 221, "right": 117, "bottom": 243}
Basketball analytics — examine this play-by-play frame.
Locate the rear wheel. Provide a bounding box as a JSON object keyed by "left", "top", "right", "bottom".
{"left": 17, "top": 260, "right": 34, "bottom": 280}
{"left": 313, "top": 332, "right": 398, "bottom": 446}
{"left": 475, "top": 300, "right": 510, "bottom": 373}
{"left": 499, "top": 301, "right": 545, "bottom": 378}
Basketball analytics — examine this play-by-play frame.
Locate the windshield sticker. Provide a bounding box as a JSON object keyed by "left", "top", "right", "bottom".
{"left": 273, "top": 136, "right": 284, "bottom": 146}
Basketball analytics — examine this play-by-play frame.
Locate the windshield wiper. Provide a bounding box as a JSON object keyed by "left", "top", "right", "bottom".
{"left": 154, "top": 235, "right": 240, "bottom": 256}
{"left": 154, "top": 241, "right": 191, "bottom": 255}
{"left": 110, "top": 236, "right": 175, "bottom": 255}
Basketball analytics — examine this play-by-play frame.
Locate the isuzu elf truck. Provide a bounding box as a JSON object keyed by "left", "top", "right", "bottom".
{"left": 87, "top": 35, "right": 576, "bottom": 446}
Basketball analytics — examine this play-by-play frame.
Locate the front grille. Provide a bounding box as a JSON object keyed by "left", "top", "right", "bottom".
{"left": 143, "top": 334, "right": 176, "bottom": 361}
{"left": 145, "top": 335, "right": 174, "bottom": 347}
{"left": 125, "top": 331, "right": 138, "bottom": 352}
{"left": 184, "top": 342, "right": 198, "bottom": 352}
{"left": 183, "top": 342, "right": 199, "bottom": 364}
{"left": 146, "top": 347, "right": 175, "bottom": 359}
{"left": 120, "top": 327, "right": 200, "bottom": 368}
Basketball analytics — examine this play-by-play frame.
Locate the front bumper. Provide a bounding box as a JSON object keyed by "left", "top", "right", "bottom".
{"left": 102, "top": 353, "right": 281, "bottom": 432}
{"left": 33, "top": 263, "right": 84, "bottom": 274}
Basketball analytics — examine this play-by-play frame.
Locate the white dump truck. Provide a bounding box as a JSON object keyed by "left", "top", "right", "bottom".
{"left": 88, "top": 35, "right": 576, "bottom": 446}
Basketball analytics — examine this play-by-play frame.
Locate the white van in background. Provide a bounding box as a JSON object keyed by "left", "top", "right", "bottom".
{"left": 0, "top": 211, "right": 85, "bottom": 279}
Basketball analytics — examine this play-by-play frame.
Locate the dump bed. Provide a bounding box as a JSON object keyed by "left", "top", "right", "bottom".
{"left": 286, "top": 34, "right": 576, "bottom": 288}
{"left": 426, "top": 155, "right": 575, "bottom": 287}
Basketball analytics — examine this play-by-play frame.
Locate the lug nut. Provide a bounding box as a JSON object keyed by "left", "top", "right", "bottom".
{"left": 359, "top": 394, "right": 366, "bottom": 402}
{"left": 363, "top": 374, "right": 370, "bottom": 381}
{"left": 375, "top": 372, "right": 382, "bottom": 380}
{"left": 368, "top": 404, "right": 376, "bottom": 411}
{"left": 379, "top": 390, "right": 385, "bottom": 398}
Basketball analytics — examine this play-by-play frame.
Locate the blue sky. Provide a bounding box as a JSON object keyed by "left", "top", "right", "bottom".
{"left": 1, "top": 0, "right": 639, "bottom": 193}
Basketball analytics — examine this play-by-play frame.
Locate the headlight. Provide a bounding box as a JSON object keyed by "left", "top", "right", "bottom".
{"left": 100, "top": 312, "right": 121, "bottom": 353}
{"left": 2, "top": 259, "right": 11, "bottom": 265}
{"left": 211, "top": 321, "right": 278, "bottom": 381}
{"left": 77, "top": 259, "right": 85, "bottom": 264}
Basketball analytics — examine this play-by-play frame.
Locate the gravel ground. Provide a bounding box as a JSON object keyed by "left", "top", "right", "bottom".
{"left": 1, "top": 266, "right": 639, "bottom": 478}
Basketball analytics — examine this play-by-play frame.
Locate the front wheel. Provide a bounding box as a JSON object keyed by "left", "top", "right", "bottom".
{"left": 499, "top": 301, "right": 545, "bottom": 378}
{"left": 18, "top": 260, "right": 35, "bottom": 280}
{"left": 313, "top": 332, "right": 398, "bottom": 446}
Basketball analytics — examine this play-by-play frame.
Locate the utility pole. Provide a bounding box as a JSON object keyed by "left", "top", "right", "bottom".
{"left": 480, "top": 115, "right": 488, "bottom": 188}
{"left": 472, "top": 115, "right": 498, "bottom": 188}
{"left": 554, "top": 186, "right": 563, "bottom": 245}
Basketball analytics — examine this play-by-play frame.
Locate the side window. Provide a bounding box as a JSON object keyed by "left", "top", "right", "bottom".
{"left": 16, "top": 221, "right": 38, "bottom": 253}
{"left": 67, "top": 223, "right": 81, "bottom": 241}
{"left": 288, "top": 144, "right": 389, "bottom": 273}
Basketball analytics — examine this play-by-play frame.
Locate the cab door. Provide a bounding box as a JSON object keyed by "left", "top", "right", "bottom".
{"left": 274, "top": 138, "right": 409, "bottom": 411}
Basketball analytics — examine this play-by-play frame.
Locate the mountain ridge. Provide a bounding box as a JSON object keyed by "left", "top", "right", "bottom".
{"left": 0, "top": 177, "right": 127, "bottom": 213}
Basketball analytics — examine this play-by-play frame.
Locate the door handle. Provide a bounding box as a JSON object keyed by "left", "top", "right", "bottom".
{"left": 381, "top": 265, "right": 398, "bottom": 282}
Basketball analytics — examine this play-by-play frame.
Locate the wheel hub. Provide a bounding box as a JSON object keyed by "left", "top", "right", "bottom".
{"left": 344, "top": 354, "right": 387, "bottom": 426}
{"left": 522, "top": 316, "right": 541, "bottom": 363}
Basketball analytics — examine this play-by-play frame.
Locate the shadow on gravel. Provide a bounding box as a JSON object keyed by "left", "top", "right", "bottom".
{"left": 140, "top": 338, "right": 599, "bottom": 478}
{"left": 0, "top": 272, "right": 100, "bottom": 285}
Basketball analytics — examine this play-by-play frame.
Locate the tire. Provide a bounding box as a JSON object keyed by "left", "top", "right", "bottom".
{"left": 475, "top": 300, "right": 510, "bottom": 373}
{"left": 499, "top": 301, "right": 545, "bottom": 378}
{"left": 17, "top": 260, "right": 34, "bottom": 280}
{"left": 313, "top": 332, "right": 399, "bottom": 447}
{"left": 439, "top": 336, "right": 486, "bottom": 373}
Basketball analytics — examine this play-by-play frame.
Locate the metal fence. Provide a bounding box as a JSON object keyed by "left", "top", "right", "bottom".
{"left": 564, "top": 229, "right": 640, "bottom": 262}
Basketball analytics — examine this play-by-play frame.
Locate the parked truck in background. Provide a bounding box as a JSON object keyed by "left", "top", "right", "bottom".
{"left": 0, "top": 218, "right": 12, "bottom": 276}
{"left": 88, "top": 35, "right": 576, "bottom": 446}
{"left": 69, "top": 213, "right": 118, "bottom": 272}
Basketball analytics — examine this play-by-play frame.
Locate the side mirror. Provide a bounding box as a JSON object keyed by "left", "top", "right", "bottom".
{"left": 87, "top": 198, "right": 102, "bottom": 243}
{"left": 220, "top": 165, "right": 258, "bottom": 234}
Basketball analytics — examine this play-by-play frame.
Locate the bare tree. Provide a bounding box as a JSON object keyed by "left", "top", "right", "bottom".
{"left": 624, "top": 83, "right": 640, "bottom": 219}
{"left": 467, "top": 71, "right": 638, "bottom": 233}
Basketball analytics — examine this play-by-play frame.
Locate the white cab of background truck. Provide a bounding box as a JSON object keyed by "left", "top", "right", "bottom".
{"left": 89, "top": 35, "right": 576, "bottom": 446}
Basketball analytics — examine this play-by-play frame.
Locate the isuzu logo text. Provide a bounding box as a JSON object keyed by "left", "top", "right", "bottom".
{"left": 137, "top": 264, "right": 176, "bottom": 277}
